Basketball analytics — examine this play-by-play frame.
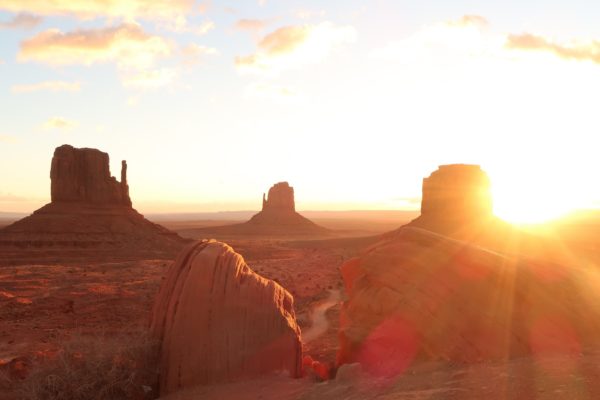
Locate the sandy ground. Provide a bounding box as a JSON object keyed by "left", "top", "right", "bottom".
{"left": 162, "top": 351, "right": 600, "bottom": 400}
{"left": 0, "top": 237, "right": 361, "bottom": 398}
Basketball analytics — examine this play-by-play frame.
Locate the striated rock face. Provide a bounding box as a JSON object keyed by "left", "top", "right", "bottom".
{"left": 50, "top": 144, "right": 131, "bottom": 206}
{"left": 262, "top": 182, "right": 295, "bottom": 212}
{"left": 337, "top": 227, "right": 600, "bottom": 377}
{"left": 420, "top": 164, "right": 492, "bottom": 220}
{"left": 150, "top": 240, "right": 302, "bottom": 395}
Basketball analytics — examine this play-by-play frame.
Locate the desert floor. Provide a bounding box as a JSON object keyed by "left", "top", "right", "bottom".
{"left": 3, "top": 214, "right": 600, "bottom": 399}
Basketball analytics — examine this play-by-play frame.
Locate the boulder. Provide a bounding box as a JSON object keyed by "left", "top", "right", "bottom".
{"left": 150, "top": 240, "right": 302, "bottom": 395}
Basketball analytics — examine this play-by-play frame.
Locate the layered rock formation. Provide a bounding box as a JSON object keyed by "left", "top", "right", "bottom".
{"left": 337, "top": 165, "right": 592, "bottom": 376}
{"left": 184, "top": 182, "right": 329, "bottom": 238}
{"left": 420, "top": 164, "right": 492, "bottom": 220}
{"left": 0, "top": 145, "right": 186, "bottom": 263}
{"left": 408, "top": 164, "right": 495, "bottom": 236}
{"left": 50, "top": 145, "right": 131, "bottom": 206}
{"left": 150, "top": 240, "right": 302, "bottom": 395}
{"left": 337, "top": 227, "right": 600, "bottom": 377}
{"left": 262, "top": 182, "right": 295, "bottom": 212}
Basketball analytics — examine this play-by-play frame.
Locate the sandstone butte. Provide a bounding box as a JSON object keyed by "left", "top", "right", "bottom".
{"left": 190, "top": 182, "right": 329, "bottom": 237}
{"left": 150, "top": 240, "right": 303, "bottom": 396}
{"left": 0, "top": 144, "right": 186, "bottom": 261}
{"left": 337, "top": 164, "right": 600, "bottom": 378}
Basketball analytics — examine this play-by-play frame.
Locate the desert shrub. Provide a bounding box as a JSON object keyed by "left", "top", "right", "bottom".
{"left": 17, "top": 329, "right": 159, "bottom": 400}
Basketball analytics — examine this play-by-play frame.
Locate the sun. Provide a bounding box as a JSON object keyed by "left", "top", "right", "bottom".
{"left": 492, "top": 185, "right": 575, "bottom": 225}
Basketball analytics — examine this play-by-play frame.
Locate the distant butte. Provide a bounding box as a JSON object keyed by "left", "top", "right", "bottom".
{"left": 0, "top": 145, "right": 187, "bottom": 264}
{"left": 184, "top": 182, "right": 330, "bottom": 238}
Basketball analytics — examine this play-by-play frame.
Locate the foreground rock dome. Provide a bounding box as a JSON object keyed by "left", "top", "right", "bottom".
{"left": 150, "top": 240, "right": 302, "bottom": 395}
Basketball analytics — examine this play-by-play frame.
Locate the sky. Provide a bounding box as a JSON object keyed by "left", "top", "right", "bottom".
{"left": 1, "top": 0, "right": 600, "bottom": 222}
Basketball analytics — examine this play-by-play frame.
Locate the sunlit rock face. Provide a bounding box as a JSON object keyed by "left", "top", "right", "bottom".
{"left": 150, "top": 240, "right": 302, "bottom": 395}
{"left": 262, "top": 182, "right": 295, "bottom": 213}
{"left": 420, "top": 164, "right": 492, "bottom": 221}
{"left": 337, "top": 227, "right": 600, "bottom": 378}
{"left": 407, "top": 164, "right": 499, "bottom": 239}
{"left": 51, "top": 144, "right": 131, "bottom": 206}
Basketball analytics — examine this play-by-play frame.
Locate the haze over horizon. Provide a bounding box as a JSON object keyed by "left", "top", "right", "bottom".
{"left": 2, "top": 0, "right": 600, "bottom": 223}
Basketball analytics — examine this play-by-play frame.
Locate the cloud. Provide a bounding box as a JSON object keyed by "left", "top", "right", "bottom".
{"left": 0, "top": 12, "right": 42, "bottom": 29}
{"left": 235, "top": 22, "right": 356, "bottom": 74}
{"left": 235, "top": 19, "right": 268, "bottom": 32}
{"left": 506, "top": 33, "right": 600, "bottom": 64}
{"left": 244, "top": 82, "right": 301, "bottom": 102}
{"left": 121, "top": 68, "right": 177, "bottom": 89}
{"left": 43, "top": 117, "right": 77, "bottom": 130}
{"left": 19, "top": 23, "right": 172, "bottom": 69}
{"left": 182, "top": 43, "right": 218, "bottom": 65}
{"left": 198, "top": 1, "right": 211, "bottom": 15}
{"left": 11, "top": 80, "right": 81, "bottom": 93}
{"left": 371, "top": 15, "right": 494, "bottom": 62}
{"left": 448, "top": 15, "right": 489, "bottom": 28}
{"left": 293, "top": 9, "right": 326, "bottom": 20}
{"left": 0, "top": 0, "right": 193, "bottom": 21}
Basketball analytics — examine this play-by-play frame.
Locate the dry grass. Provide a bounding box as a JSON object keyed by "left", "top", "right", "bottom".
{"left": 16, "top": 329, "right": 160, "bottom": 400}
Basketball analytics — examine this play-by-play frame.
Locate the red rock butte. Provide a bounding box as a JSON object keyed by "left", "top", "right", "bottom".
{"left": 50, "top": 145, "right": 132, "bottom": 206}
{"left": 407, "top": 164, "right": 501, "bottom": 238}
{"left": 336, "top": 164, "right": 597, "bottom": 375}
{"left": 190, "top": 182, "right": 329, "bottom": 237}
{"left": 0, "top": 145, "right": 187, "bottom": 264}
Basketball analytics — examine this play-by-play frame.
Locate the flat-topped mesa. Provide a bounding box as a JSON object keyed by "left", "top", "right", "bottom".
{"left": 420, "top": 164, "right": 492, "bottom": 220}
{"left": 50, "top": 144, "right": 131, "bottom": 207}
{"left": 262, "top": 182, "right": 295, "bottom": 213}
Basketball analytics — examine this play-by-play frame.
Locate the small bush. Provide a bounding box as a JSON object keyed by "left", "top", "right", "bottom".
{"left": 17, "top": 329, "right": 159, "bottom": 400}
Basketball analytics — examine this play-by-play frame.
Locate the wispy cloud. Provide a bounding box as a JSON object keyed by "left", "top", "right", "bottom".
{"left": 181, "top": 43, "right": 218, "bottom": 65}
{"left": 0, "top": 0, "right": 193, "bottom": 21}
{"left": 235, "top": 22, "right": 356, "bottom": 74}
{"left": 371, "top": 15, "right": 494, "bottom": 62}
{"left": 448, "top": 15, "right": 489, "bottom": 28}
{"left": 121, "top": 68, "right": 177, "bottom": 89}
{"left": 506, "top": 33, "right": 600, "bottom": 64}
{"left": 244, "top": 82, "right": 301, "bottom": 102}
{"left": 18, "top": 23, "right": 178, "bottom": 89}
{"left": 0, "top": 12, "right": 42, "bottom": 29}
{"left": 19, "top": 23, "right": 172, "bottom": 68}
{"left": 43, "top": 117, "right": 77, "bottom": 130}
{"left": 235, "top": 19, "right": 269, "bottom": 33}
{"left": 11, "top": 80, "right": 81, "bottom": 93}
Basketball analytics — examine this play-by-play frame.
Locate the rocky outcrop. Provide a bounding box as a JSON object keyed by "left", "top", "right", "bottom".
{"left": 50, "top": 144, "right": 131, "bottom": 206}
{"left": 337, "top": 227, "right": 600, "bottom": 377}
{"left": 0, "top": 145, "right": 187, "bottom": 263}
{"left": 406, "top": 164, "right": 500, "bottom": 239}
{"left": 150, "top": 240, "right": 302, "bottom": 395}
{"left": 262, "top": 182, "right": 295, "bottom": 212}
{"left": 420, "top": 164, "right": 492, "bottom": 220}
{"left": 185, "top": 182, "right": 329, "bottom": 237}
